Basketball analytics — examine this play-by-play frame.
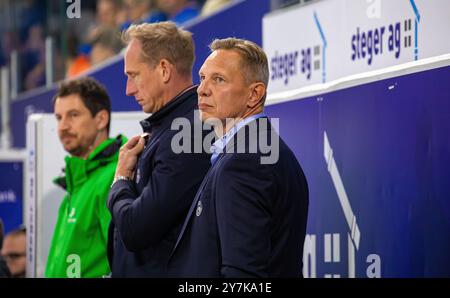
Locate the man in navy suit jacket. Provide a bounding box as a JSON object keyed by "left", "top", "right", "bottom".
{"left": 168, "top": 38, "right": 309, "bottom": 277}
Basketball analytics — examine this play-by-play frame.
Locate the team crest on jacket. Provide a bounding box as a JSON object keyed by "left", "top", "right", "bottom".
{"left": 68, "top": 207, "right": 76, "bottom": 223}
{"left": 196, "top": 200, "right": 203, "bottom": 217}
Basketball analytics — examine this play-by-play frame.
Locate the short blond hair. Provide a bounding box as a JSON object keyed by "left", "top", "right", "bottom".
{"left": 209, "top": 38, "right": 269, "bottom": 86}
{"left": 122, "top": 21, "right": 195, "bottom": 76}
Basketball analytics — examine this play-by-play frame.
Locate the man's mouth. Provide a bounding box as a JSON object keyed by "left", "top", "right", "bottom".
{"left": 198, "top": 103, "right": 212, "bottom": 110}
{"left": 61, "top": 134, "right": 76, "bottom": 141}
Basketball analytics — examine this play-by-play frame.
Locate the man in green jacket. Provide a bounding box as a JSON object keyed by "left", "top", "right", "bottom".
{"left": 46, "top": 77, "right": 125, "bottom": 278}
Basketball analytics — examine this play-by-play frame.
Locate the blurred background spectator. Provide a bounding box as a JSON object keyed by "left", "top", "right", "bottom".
{"left": 67, "top": 0, "right": 125, "bottom": 78}
{"left": 157, "top": 0, "right": 200, "bottom": 25}
{"left": 22, "top": 24, "right": 46, "bottom": 90}
{"left": 120, "top": 0, "right": 167, "bottom": 30}
{"left": 0, "top": 219, "right": 12, "bottom": 278}
{"left": 0, "top": 0, "right": 233, "bottom": 93}
{"left": 65, "top": 34, "right": 92, "bottom": 78}
{"left": 1, "top": 225, "right": 26, "bottom": 278}
{"left": 97, "top": 0, "right": 126, "bottom": 28}
{"left": 89, "top": 26, "right": 124, "bottom": 66}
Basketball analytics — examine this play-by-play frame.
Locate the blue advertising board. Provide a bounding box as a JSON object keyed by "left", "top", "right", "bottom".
{"left": 0, "top": 161, "right": 24, "bottom": 234}
{"left": 265, "top": 64, "right": 450, "bottom": 277}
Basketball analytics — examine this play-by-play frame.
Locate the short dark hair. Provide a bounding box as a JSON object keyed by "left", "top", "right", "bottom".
{"left": 53, "top": 77, "right": 111, "bottom": 132}
{"left": 7, "top": 225, "right": 26, "bottom": 238}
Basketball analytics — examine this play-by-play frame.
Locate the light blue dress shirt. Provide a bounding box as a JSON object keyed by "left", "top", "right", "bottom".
{"left": 210, "top": 113, "right": 266, "bottom": 165}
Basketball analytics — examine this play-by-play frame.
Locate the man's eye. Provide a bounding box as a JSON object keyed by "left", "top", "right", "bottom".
{"left": 214, "top": 77, "right": 224, "bottom": 83}
{"left": 199, "top": 75, "right": 205, "bottom": 82}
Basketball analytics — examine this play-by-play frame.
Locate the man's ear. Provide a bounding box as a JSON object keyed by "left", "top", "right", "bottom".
{"left": 247, "top": 82, "right": 266, "bottom": 108}
{"left": 95, "top": 110, "right": 109, "bottom": 132}
{"left": 159, "top": 59, "right": 172, "bottom": 83}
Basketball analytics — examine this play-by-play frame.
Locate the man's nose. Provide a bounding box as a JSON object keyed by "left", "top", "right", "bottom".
{"left": 197, "top": 79, "right": 211, "bottom": 97}
{"left": 126, "top": 78, "right": 137, "bottom": 96}
{"left": 58, "top": 117, "right": 70, "bottom": 131}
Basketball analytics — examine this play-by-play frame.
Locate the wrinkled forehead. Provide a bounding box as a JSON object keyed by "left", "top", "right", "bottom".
{"left": 54, "top": 94, "right": 84, "bottom": 109}
{"left": 54, "top": 94, "right": 91, "bottom": 117}
{"left": 3, "top": 233, "right": 26, "bottom": 248}
{"left": 125, "top": 39, "right": 141, "bottom": 60}
{"left": 200, "top": 49, "right": 243, "bottom": 73}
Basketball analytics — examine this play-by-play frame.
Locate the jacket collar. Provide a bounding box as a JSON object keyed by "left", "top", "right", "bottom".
{"left": 140, "top": 85, "right": 197, "bottom": 133}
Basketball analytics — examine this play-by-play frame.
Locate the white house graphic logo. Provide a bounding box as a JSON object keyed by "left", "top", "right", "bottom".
{"left": 270, "top": 11, "right": 326, "bottom": 85}
{"left": 350, "top": 0, "right": 420, "bottom": 65}
{"left": 409, "top": 0, "right": 420, "bottom": 60}
{"left": 302, "top": 131, "right": 381, "bottom": 278}
{"left": 313, "top": 12, "right": 327, "bottom": 83}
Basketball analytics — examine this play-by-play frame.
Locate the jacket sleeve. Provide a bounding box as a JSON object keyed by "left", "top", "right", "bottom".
{"left": 107, "top": 135, "right": 208, "bottom": 252}
{"left": 215, "top": 154, "right": 276, "bottom": 278}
